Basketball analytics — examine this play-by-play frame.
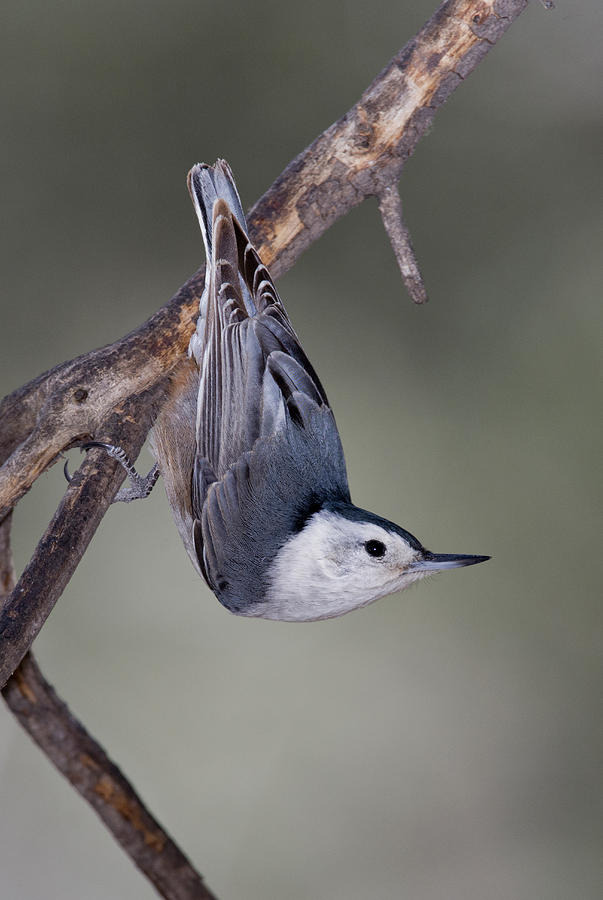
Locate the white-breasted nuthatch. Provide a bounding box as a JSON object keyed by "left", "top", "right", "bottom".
{"left": 85, "top": 160, "right": 489, "bottom": 621}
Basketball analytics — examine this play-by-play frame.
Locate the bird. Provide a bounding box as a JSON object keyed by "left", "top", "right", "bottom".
{"left": 83, "top": 160, "right": 489, "bottom": 621}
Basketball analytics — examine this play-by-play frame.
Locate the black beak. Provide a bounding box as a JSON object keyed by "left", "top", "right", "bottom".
{"left": 410, "top": 551, "right": 491, "bottom": 573}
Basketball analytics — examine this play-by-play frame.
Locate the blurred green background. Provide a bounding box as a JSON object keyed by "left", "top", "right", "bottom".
{"left": 1, "top": 1, "right": 601, "bottom": 898}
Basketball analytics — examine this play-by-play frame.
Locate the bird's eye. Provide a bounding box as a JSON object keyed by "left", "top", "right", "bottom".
{"left": 365, "top": 539, "right": 386, "bottom": 558}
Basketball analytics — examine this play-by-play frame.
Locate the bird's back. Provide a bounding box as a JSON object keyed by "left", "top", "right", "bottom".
{"left": 185, "top": 161, "right": 350, "bottom": 611}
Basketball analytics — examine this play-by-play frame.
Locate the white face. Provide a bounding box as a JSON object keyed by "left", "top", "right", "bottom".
{"left": 260, "top": 510, "right": 427, "bottom": 622}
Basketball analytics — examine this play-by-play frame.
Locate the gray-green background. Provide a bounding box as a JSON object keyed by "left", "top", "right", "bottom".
{"left": 1, "top": 2, "right": 601, "bottom": 898}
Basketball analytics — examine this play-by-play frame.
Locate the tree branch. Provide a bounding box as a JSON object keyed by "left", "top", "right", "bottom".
{"left": 377, "top": 184, "right": 428, "bottom": 304}
{"left": 0, "top": 387, "right": 164, "bottom": 689}
{"left": 1, "top": 0, "right": 530, "bottom": 896}
{"left": 2, "top": 656, "right": 218, "bottom": 900}
{"left": 0, "top": 517, "right": 217, "bottom": 900}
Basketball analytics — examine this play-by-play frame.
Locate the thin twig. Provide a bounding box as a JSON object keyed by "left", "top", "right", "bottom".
{"left": 377, "top": 184, "right": 428, "bottom": 304}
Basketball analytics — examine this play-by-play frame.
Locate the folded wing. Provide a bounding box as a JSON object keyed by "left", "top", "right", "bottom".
{"left": 187, "top": 161, "right": 349, "bottom": 610}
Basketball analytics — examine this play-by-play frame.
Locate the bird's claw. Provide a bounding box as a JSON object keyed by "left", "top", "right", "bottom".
{"left": 62, "top": 442, "right": 160, "bottom": 502}
{"left": 63, "top": 457, "right": 73, "bottom": 484}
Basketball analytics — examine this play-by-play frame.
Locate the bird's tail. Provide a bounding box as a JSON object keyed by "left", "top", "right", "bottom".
{"left": 187, "top": 159, "right": 247, "bottom": 263}
{"left": 187, "top": 160, "right": 256, "bottom": 364}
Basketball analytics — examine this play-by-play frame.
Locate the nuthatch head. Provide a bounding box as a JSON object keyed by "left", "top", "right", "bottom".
{"left": 93, "top": 160, "right": 489, "bottom": 621}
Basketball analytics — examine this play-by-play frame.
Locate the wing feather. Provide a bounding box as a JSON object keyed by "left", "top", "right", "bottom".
{"left": 187, "top": 162, "right": 349, "bottom": 605}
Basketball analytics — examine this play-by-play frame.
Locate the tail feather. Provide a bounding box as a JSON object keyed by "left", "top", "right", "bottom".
{"left": 187, "top": 160, "right": 254, "bottom": 363}
{"left": 187, "top": 159, "right": 247, "bottom": 261}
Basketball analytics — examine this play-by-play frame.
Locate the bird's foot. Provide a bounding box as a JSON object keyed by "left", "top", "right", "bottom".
{"left": 64, "top": 442, "right": 160, "bottom": 502}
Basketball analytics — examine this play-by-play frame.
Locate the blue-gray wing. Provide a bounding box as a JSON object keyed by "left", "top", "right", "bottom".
{"left": 187, "top": 162, "right": 350, "bottom": 608}
{"left": 189, "top": 163, "right": 330, "bottom": 478}
{"left": 195, "top": 399, "right": 350, "bottom": 613}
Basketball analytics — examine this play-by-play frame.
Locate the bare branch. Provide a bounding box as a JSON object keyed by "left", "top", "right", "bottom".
{"left": 1, "top": 514, "right": 217, "bottom": 899}
{"left": 0, "top": 513, "right": 16, "bottom": 600}
{"left": 0, "top": 388, "right": 165, "bottom": 689}
{"left": 377, "top": 184, "right": 428, "bottom": 304}
{"left": 0, "top": 291, "right": 201, "bottom": 521}
{"left": 2, "top": 654, "right": 218, "bottom": 900}
{"left": 247, "top": 0, "right": 527, "bottom": 276}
